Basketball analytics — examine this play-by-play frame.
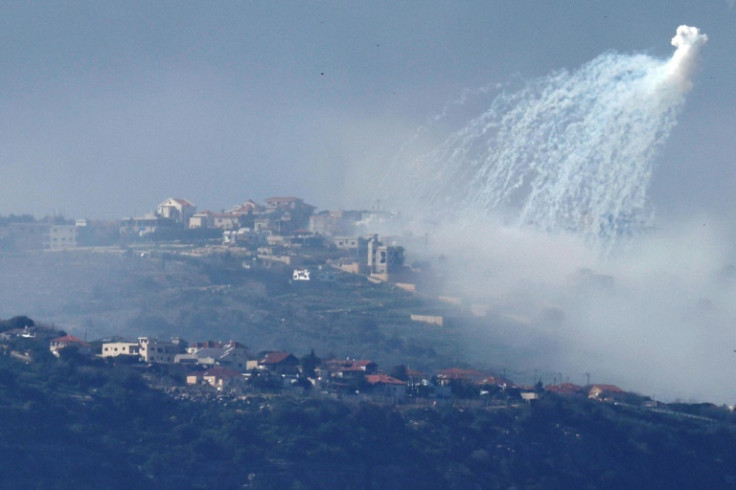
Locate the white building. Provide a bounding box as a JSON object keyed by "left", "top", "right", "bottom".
{"left": 177, "top": 341, "right": 250, "bottom": 370}
{"left": 156, "top": 198, "right": 196, "bottom": 225}
{"left": 138, "top": 337, "right": 183, "bottom": 363}
{"left": 46, "top": 225, "right": 77, "bottom": 250}
{"left": 101, "top": 341, "right": 140, "bottom": 358}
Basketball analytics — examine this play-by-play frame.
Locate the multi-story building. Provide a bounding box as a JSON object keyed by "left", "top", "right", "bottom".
{"left": 137, "top": 337, "right": 183, "bottom": 363}
{"left": 261, "top": 197, "right": 316, "bottom": 235}
{"left": 156, "top": 198, "right": 196, "bottom": 225}
{"left": 367, "top": 236, "right": 404, "bottom": 275}
{"left": 45, "top": 225, "right": 77, "bottom": 250}
{"left": 0, "top": 222, "right": 77, "bottom": 251}
{"left": 100, "top": 341, "right": 141, "bottom": 358}
{"left": 188, "top": 211, "right": 214, "bottom": 229}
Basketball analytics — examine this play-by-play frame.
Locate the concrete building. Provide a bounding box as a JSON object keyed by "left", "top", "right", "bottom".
{"left": 138, "top": 337, "right": 183, "bottom": 363}
{"left": 101, "top": 341, "right": 141, "bottom": 358}
{"left": 187, "top": 367, "right": 245, "bottom": 390}
{"left": 156, "top": 198, "right": 196, "bottom": 225}
{"left": 0, "top": 221, "right": 78, "bottom": 251}
{"left": 188, "top": 211, "right": 214, "bottom": 229}
{"left": 176, "top": 341, "right": 250, "bottom": 370}
{"left": 367, "top": 236, "right": 404, "bottom": 275}
{"left": 262, "top": 197, "right": 316, "bottom": 235}
{"left": 45, "top": 225, "right": 77, "bottom": 250}
{"left": 211, "top": 213, "right": 242, "bottom": 230}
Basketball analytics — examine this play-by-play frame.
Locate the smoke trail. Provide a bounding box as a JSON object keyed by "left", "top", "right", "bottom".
{"left": 399, "top": 25, "right": 707, "bottom": 255}
{"left": 664, "top": 25, "right": 709, "bottom": 92}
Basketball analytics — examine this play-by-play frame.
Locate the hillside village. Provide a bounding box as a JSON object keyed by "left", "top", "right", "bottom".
{"left": 0, "top": 196, "right": 428, "bottom": 289}
{"left": 2, "top": 314, "right": 657, "bottom": 409}
{"left": 1, "top": 196, "right": 402, "bottom": 263}
{"left": 0, "top": 197, "right": 729, "bottom": 410}
{"left": 4, "top": 200, "right": 736, "bottom": 489}
{"left": 5, "top": 313, "right": 736, "bottom": 490}
{"left": 1, "top": 196, "right": 476, "bottom": 331}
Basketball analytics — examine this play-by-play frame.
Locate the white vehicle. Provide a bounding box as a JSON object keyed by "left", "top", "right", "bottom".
{"left": 292, "top": 269, "right": 311, "bottom": 281}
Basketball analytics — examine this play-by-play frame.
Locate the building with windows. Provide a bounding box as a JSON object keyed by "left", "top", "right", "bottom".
{"left": 46, "top": 225, "right": 77, "bottom": 250}
{"left": 101, "top": 341, "right": 141, "bottom": 358}
{"left": 138, "top": 337, "right": 183, "bottom": 363}
{"left": 156, "top": 198, "right": 196, "bottom": 225}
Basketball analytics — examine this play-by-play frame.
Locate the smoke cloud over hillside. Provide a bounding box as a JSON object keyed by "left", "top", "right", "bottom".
{"left": 388, "top": 26, "right": 734, "bottom": 403}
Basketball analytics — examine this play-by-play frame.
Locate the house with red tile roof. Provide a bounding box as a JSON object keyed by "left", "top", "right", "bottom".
{"left": 249, "top": 351, "right": 299, "bottom": 375}
{"left": 49, "top": 334, "right": 92, "bottom": 357}
{"left": 322, "top": 359, "right": 378, "bottom": 379}
{"left": 588, "top": 384, "right": 625, "bottom": 400}
{"left": 436, "top": 368, "right": 486, "bottom": 386}
{"left": 365, "top": 374, "right": 407, "bottom": 400}
{"left": 545, "top": 382, "right": 584, "bottom": 395}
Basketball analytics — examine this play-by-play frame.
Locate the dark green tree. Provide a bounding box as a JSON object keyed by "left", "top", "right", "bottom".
{"left": 390, "top": 364, "right": 409, "bottom": 381}
{"left": 300, "top": 349, "right": 321, "bottom": 378}
{"left": 0, "top": 315, "right": 35, "bottom": 332}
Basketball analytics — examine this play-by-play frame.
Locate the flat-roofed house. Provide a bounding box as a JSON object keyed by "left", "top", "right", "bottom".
{"left": 101, "top": 341, "right": 140, "bottom": 358}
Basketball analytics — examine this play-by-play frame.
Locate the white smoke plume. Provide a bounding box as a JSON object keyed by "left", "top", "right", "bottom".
{"left": 392, "top": 26, "right": 708, "bottom": 256}
{"left": 665, "top": 25, "right": 709, "bottom": 92}
{"left": 385, "top": 26, "right": 731, "bottom": 403}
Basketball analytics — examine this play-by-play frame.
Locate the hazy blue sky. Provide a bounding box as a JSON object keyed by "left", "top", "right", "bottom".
{"left": 0, "top": 1, "right": 734, "bottom": 220}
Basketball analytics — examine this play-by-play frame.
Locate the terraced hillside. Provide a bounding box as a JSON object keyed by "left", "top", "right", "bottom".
{"left": 0, "top": 249, "right": 533, "bottom": 373}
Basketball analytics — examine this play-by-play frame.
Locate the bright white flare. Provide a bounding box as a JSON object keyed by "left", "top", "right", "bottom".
{"left": 398, "top": 26, "right": 707, "bottom": 255}
{"left": 664, "top": 25, "right": 708, "bottom": 92}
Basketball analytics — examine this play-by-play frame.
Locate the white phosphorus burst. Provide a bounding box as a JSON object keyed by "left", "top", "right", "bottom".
{"left": 403, "top": 25, "right": 707, "bottom": 255}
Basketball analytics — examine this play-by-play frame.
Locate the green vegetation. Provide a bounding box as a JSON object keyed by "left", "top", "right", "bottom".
{"left": 1, "top": 343, "right": 736, "bottom": 489}
{"left": 0, "top": 315, "right": 35, "bottom": 331}
{"left": 5, "top": 247, "right": 736, "bottom": 488}
{"left": 0, "top": 251, "right": 483, "bottom": 373}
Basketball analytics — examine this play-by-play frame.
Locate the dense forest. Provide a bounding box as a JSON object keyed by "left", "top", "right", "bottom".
{"left": 2, "top": 331, "right": 736, "bottom": 489}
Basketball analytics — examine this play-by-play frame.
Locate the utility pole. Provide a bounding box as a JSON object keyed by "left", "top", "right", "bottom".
{"left": 585, "top": 372, "right": 591, "bottom": 386}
